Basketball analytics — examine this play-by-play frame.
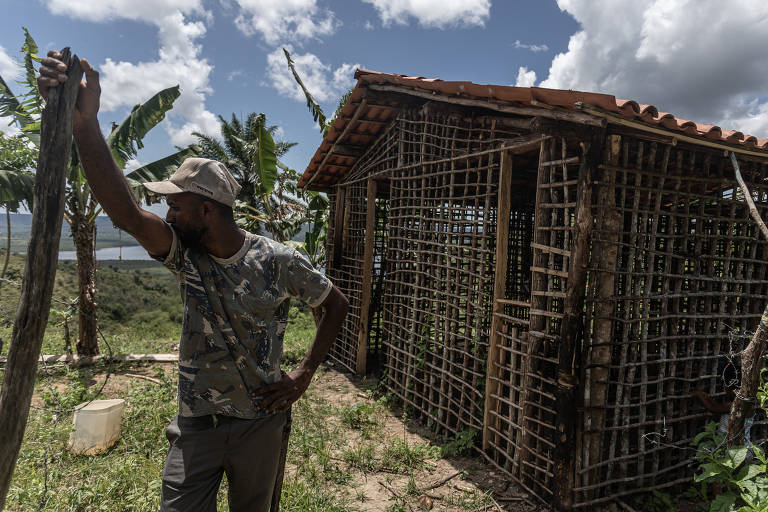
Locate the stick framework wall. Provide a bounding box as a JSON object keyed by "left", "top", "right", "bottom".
{"left": 322, "top": 102, "right": 768, "bottom": 508}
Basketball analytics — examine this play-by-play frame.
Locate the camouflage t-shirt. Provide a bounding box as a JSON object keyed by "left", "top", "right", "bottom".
{"left": 157, "top": 226, "right": 332, "bottom": 418}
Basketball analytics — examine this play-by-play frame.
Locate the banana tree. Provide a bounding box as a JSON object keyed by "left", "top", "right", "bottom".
{"left": 0, "top": 134, "right": 36, "bottom": 287}
{"left": 194, "top": 112, "right": 305, "bottom": 242}
{"left": 1, "top": 29, "right": 198, "bottom": 355}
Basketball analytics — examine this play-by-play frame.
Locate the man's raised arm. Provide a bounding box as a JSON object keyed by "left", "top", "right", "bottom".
{"left": 38, "top": 51, "right": 172, "bottom": 258}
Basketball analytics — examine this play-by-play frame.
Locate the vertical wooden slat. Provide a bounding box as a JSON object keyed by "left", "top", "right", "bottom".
{"left": 356, "top": 178, "right": 378, "bottom": 374}
{"left": 483, "top": 149, "right": 513, "bottom": 450}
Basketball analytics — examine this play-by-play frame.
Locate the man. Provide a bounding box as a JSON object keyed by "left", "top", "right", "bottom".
{"left": 38, "top": 52, "right": 349, "bottom": 512}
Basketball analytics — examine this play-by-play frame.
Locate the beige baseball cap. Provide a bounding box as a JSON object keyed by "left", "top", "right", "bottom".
{"left": 142, "top": 158, "right": 242, "bottom": 207}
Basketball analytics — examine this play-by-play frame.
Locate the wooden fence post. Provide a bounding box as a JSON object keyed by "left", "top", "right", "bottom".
{"left": 551, "top": 129, "right": 603, "bottom": 510}
{"left": 483, "top": 149, "right": 512, "bottom": 451}
{"left": 0, "top": 48, "right": 81, "bottom": 509}
{"left": 356, "top": 178, "right": 377, "bottom": 374}
{"left": 584, "top": 134, "right": 621, "bottom": 494}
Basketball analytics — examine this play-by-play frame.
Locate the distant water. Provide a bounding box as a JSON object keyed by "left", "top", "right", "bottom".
{"left": 58, "top": 245, "right": 152, "bottom": 261}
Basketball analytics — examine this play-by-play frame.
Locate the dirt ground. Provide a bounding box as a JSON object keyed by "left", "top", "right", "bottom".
{"left": 306, "top": 366, "right": 543, "bottom": 512}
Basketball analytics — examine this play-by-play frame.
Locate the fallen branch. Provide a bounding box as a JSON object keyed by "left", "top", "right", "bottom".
{"left": 124, "top": 373, "right": 163, "bottom": 385}
{"left": 419, "top": 470, "right": 462, "bottom": 492}
{"left": 378, "top": 481, "right": 414, "bottom": 512}
{"left": 0, "top": 353, "right": 179, "bottom": 365}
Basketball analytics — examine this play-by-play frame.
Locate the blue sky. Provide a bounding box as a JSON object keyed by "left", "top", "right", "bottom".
{"left": 2, "top": 0, "right": 768, "bottom": 209}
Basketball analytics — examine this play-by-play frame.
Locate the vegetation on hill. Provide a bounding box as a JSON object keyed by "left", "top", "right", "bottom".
{"left": 0, "top": 251, "right": 182, "bottom": 356}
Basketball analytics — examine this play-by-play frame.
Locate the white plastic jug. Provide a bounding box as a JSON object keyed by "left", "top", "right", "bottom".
{"left": 68, "top": 399, "right": 126, "bottom": 455}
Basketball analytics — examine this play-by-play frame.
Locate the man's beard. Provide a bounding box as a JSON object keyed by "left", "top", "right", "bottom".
{"left": 177, "top": 225, "right": 207, "bottom": 251}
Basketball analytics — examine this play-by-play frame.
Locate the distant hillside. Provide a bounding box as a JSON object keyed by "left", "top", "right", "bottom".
{"left": 1, "top": 213, "right": 139, "bottom": 253}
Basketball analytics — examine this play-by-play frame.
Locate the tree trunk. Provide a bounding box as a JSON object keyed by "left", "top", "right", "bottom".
{"left": 0, "top": 209, "right": 10, "bottom": 288}
{"left": 72, "top": 212, "right": 98, "bottom": 356}
{"left": 726, "top": 303, "right": 768, "bottom": 446}
{"left": 0, "top": 48, "right": 81, "bottom": 510}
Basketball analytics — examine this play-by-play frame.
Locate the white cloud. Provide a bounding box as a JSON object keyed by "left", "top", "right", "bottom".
{"left": 363, "top": 0, "right": 490, "bottom": 28}
{"left": 43, "top": 1, "right": 220, "bottom": 147}
{"left": 231, "top": 0, "right": 338, "bottom": 45}
{"left": 539, "top": 0, "right": 768, "bottom": 137}
{"left": 44, "top": 0, "right": 206, "bottom": 22}
{"left": 266, "top": 47, "right": 359, "bottom": 104}
{"left": 364, "top": 20, "right": 375, "bottom": 31}
{"left": 227, "top": 70, "right": 245, "bottom": 82}
{"left": 123, "top": 158, "right": 144, "bottom": 172}
{"left": 0, "top": 46, "right": 19, "bottom": 81}
{"left": 515, "top": 66, "right": 537, "bottom": 87}
{"left": 514, "top": 40, "right": 549, "bottom": 52}
{"left": 0, "top": 47, "right": 23, "bottom": 136}
{"left": 0, "top": 119, "right": 21, "bottom": 137}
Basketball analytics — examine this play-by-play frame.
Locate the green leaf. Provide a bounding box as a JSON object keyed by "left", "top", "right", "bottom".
{"left": 106, "top": 85, "right": 181, "bottom": 168}
{"left": 693, "top": 429, "right": 713, "bottom": 446}
{"left": 695, "top": 462, "right": 727, "bottom": 482}
{"left": 736, "top": 462, "right": 764, "bottom": 482}
{"left": 709, "top": 493, "right": 737, "bottom": 512}
{"left": 125, "top": 145, "right": 200, "bottom": 204}
{"left": 0, "top": 169, "right": 34, "bottom": 209}
{"left": 256, "top": 122, "right": 277, "bottom": 195}
{"left": 725, "top": 446, "right": 749, "bottom": 470}
{"left": 283, "top": 48, "right": 327, "bottom": 133}
{"left": 20, "top": 27, "right": 42, "bottom": 111}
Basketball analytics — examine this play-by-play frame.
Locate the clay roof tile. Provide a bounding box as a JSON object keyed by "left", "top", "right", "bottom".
{"left": 300, "top": 70, "right": 768, "bottom": 188}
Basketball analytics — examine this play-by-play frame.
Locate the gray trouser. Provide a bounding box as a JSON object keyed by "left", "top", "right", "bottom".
{"left": 161, "top": 412, "right": 287, "bottom": 512}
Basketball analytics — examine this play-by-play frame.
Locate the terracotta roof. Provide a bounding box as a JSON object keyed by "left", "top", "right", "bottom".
{"left": 299, "top": 69, "right": 768, "bottom": 189}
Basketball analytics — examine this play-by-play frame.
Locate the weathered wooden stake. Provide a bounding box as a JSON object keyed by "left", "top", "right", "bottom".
{"left": 0, "top": 48, "right": 81, "bottom": 509}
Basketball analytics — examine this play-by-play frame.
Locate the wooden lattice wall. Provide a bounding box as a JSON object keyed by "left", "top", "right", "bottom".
{"left": 323, "top": 105, "right": 768, "bottom": 509}
{"left": 576, "top": 137, "right": 768, "bottom": 507}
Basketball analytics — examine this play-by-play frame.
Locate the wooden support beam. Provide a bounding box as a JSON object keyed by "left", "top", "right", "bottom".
{"left": 356, "top": 178, "right": 378, "bottom": 375}
{"left": 551, "top": 128, "right": 604, "bottom": 511}
{"left": 0, "top": 48, "right": 81, "bottom": 509}
{"left": 367, "top": 84, "right": 607, "bottom": 127}
{"left": 483, "top": 149, "right": 513, "bottom": 451}
{"left": 305, "top": 99, "right": 367, "bottom": 188}
{"left": 332, "top": 187, "right": 346, "bottom": 269}
{"left": 331, "top": 144, "right": 367, "bottom": 157}
{"left": 585, "top": 134, "right": 622, "bottom": 498}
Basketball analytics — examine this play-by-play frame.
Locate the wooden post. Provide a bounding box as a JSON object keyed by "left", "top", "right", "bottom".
{"left": 585, "top": 134, "right": 622, "bottom": 492}
{"left": 483, "top": 149, "right": 513, "bottom": 451}
{"left": 551, "top": 129, "right": 603, "bottom": 510}
{"left": 332, "top": 186, "right": 346, "bottom": 269}
{"left": 0, "top": 48, "right": 82, "bottom": 509}
{"left": 356, "top": 178, "right": 377, "bottom": 374}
